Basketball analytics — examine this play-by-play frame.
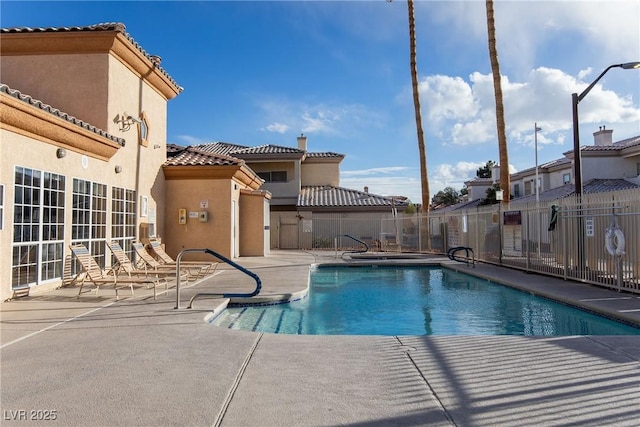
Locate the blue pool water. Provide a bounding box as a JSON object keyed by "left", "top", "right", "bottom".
{"left": 210, "top": 266, "right": 640, "bottom": 336}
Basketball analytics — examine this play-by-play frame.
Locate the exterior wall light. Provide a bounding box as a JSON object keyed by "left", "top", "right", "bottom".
{"left": 56, "top": 148, "right": 66, "bottom": 158}
{"left": 113, "top": 112, "right": 142, "bottom": 132}
{"left": 115, "top": 165, "right": 123, "bottom": 174}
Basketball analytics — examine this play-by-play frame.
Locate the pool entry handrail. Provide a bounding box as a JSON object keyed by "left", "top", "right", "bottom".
{"left": 173, "top": 248, "right": 261, "bottom": 309}
{"left": 447, "top": 246, "right": 475, "bottom": 267}
{"left": 335, "top": 234, "right": 370, "bottom": 258}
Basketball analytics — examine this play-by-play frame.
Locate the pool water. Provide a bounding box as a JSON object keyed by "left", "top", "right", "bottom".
{"left": 210, "top": 266, "right": 640, "bottom": 336}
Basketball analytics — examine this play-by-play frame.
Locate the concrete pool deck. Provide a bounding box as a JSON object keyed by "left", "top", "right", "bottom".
{"left": 1, "top": 250, "right": 639, "bottom": 426}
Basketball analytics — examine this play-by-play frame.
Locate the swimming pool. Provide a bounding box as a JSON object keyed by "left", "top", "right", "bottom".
{"left": 210, "top": 265, "right": 640, "bottom": 336}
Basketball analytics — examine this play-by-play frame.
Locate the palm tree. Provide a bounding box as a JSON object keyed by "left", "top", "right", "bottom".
{"left": 485, "top": 0, "right": 510, "bottom": 203}
{"left": 406, "top": 0, "right": 431, "bottom": 251}
{"left": 388, "top": 0, "right": 430, "bottom": 250}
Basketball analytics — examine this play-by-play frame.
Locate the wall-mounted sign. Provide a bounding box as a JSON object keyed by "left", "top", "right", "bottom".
{"left": 200, "top": 200, "right": 209, "bottom": 209}
{"left": 189, "top": 211, "right": 199, "bottom": 218}
{"left": 585, "top": 218, "right": 594, "bottom": 237}
{"left": 503, "top": 210, "right": 522, "bottom": 226}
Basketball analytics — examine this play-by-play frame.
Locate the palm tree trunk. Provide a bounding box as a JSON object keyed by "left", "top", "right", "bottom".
{"left": 407, "top": 0, "right": 431, "bottom": 250}
{"left": 485, "top": 0, "right": 510, "bottom": 204}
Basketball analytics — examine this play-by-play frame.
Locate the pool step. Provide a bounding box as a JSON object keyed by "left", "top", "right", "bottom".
{"left": 213, "top": 306, "right": 306, "bottom": 334}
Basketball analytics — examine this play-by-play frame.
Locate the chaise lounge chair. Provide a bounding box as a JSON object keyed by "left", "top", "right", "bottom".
{"left": 146, "top": 239, "right": 217, "bottom": 280}
{"left": 70, "top": 244, "right": 166, "bottom": 300}
{"left": 107, "top": 240, "right": 188, "bottom": 282}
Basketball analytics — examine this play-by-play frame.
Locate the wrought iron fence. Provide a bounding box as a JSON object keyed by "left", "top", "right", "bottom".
{"left": 306, "top": 188, "right": 640, "bottom": 294}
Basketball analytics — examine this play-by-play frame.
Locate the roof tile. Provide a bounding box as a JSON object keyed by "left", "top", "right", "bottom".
{"left": 298, "top": 186, "right": 408, "bottom": 208}
{"left": 164, "top": 146, "right": 242, "bottom": 167}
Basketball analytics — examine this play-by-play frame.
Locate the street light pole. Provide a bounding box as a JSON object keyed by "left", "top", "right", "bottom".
{"left": 571, "top": 62, "right": 640, "bottom": 197}
{"left": 571, "top": 61, "right": 640, "bottom": 275}
{"left": 534, "top": 123, "right": 542, "bottom": 259}
{"left": 534, "top": 123, "right": 541, "bottom": 203}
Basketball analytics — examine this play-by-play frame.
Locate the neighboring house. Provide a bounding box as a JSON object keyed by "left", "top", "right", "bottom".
{"left": 0, "top": 23, "right": 267, "bottom": 301}
{"left": 193, "top": 134, "right": 410, "bottom": 249}
{"left": 459, "top": 127, "right": 640, "bottom": 205}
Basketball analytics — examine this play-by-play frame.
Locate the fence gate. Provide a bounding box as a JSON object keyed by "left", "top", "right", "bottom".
{"left": 279, "top": 216, "right": 299, "bottom": 249}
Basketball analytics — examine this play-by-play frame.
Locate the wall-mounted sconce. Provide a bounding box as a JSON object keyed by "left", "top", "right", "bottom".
{"left": 56, "top": 148, "right": 66, "bottom": 158}
{"left": 113, "top": 112, "right": 142, "bottom": 132}
{"left": 115, "top": 165, "right": 123, "bottom": 174}
{"left": 153, "top": 144, "right": 162, "bottom": 150}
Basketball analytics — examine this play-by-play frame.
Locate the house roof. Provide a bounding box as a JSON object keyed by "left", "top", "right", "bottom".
{"left": 194, "top": 142, "right": 345, "bottom": 161}
{"left": 512, "top": 178, "right": 640, "bottom": 203}
{"left": 0, "top": 83, "right": 125, "bottom": 146}
{"left": 512, "top": 157, "right": 572, "bottom": 177}
{"left": 298, "top": 186, "right": 409, "bottom": 209}
{"left": 305, "top": 152, "right": 345, "bottom": 159}
{"left": 1, "top": 22, "right": 183, "bottom": 94}
{"left": 232, "top": 144, "right": 305, "bottom": 156}
{"left": 580, "top": 135, "right": 640, "bottom": 152}
{"left": 195, "top": 142, "right": 249, "bottom": 156}
{"left": 164, "top": 146, "right": 243, "bottom": 167}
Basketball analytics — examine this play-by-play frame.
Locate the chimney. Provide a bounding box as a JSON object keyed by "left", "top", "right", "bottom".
{"left": 297, "top": 133, "right": 307, "bottom": 151}
{"left": 364, "top": 186, "right": 369, "bottom": 193}
{"left": 593, "top": 126, "right": 613, "bottom": 146}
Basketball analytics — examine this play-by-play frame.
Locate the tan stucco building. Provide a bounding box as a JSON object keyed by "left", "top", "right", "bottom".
{"left": 0, "top": 23, "right": 270, "bottom": 301}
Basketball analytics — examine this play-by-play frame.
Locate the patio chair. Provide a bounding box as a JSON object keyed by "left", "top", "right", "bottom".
{"left": 107, "top": 240, "right": 188, "bottom": 282}
{"left": 146, "top": 238, "right": 217, "bottom": 280}
{"left": 70, "top": 244, "right": 166, "bottom": 300}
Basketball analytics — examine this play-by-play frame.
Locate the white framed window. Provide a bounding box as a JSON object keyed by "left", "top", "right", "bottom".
{"left": 563, "top": 173, "right": 571, "bottom": 184}
{"left": 72, "top": 178, "right": 107, "bottom": 270}
{"left": 12, "top": 167, "right": 66, "bottom": 289}
{"left": 112, "top": 187, "right": 136, "bottom": 263}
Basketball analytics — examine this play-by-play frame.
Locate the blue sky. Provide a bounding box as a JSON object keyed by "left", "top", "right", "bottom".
{"left": 2, "top": 1, "right": 639, "bottom": 202}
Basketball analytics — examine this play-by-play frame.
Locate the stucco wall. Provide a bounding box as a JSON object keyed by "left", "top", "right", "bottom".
{"left": 301, "top": 162, "right": 340, "bottom": 186}
{"left": 163, "top": 179, "right": 233, "bottom": 260}
{"left": 107, "top": 55, "right": 168, "bottom": 240}
{"left": 1, "top": 54, "right": 110, "bottom": 129}
{"left": 582, "top": 156, "right": 638, "bottom": 182}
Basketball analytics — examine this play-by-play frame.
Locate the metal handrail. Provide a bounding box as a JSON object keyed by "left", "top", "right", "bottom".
{"left": 447, "top": 246, "right": 475, "bottom": 267}
{"left": 173, "top": 248, "right": 261, "bottom": 309}
{"left": 336, "top": 234, "right": 370, "bottom": 258}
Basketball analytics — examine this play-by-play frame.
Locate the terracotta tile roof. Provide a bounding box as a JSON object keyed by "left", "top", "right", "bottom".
{"left": 581, "top": 135, "right": 640, "bottom": 151}
{"left": 232, "top": 144, "right": 305, "bottom": 156}
{"left": 298, "top": 186, "right": 409, "bottom": 209}
{"left": 163, "top": 146, "right": 242, "bottom": 167}
{"left": 194, "top": 142, "right": 345, "bottom": 160}
{"left": 194, "top": 142, "right": 249, "bottom": 156}
{"left": 514, "top": 157, "right": 572, "bottom": 176}
{"left": 305, "top": 152, "right": 345, "bottom": 159}
{"left": 0, "top": 83, "right": 125, "bottom": 146}
{"left": 512, "top": 179, "right": 640, "bottom": 203}
{"left": 1, "top": 22, "right": 183, "bottom": 93}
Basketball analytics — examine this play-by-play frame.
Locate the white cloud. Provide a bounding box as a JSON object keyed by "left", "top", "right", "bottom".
{"left": 256, "top": 98, "right": 385, "bottom": 138}
{"left": 417, "top": 67, "right": 640, "bottom": 147}
{"left": 262, "top": 122, "right": 289, "bottom": 133}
